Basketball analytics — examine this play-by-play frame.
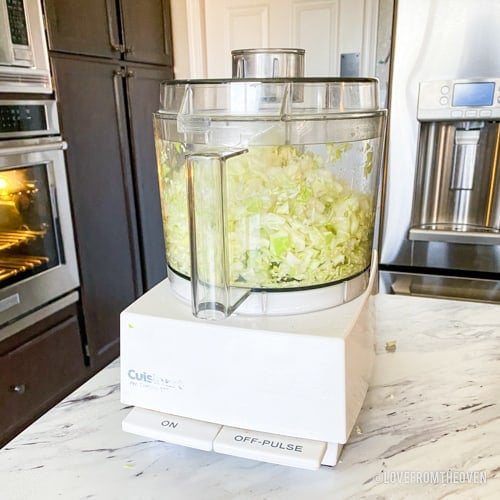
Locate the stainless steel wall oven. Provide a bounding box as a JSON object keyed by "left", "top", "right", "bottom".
{"left": 0, "top": 99, "right": 79, "bottom": 340}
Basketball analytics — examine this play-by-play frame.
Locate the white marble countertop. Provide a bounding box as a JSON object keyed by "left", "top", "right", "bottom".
{"left": 1, "top": 294, "right": 499, "bottom": 499}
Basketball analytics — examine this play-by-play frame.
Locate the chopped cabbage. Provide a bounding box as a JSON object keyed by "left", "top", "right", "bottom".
{"left": 156, "top": 143, "right": 376, "bottom": 289}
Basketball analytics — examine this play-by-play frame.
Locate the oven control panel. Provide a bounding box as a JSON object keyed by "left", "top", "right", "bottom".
{"left": 417, "top": 78, "right": 500, "bottom": 121}
{"left": 0, "top": 101, "right": 59, "bottom": 138}
{"left": 0, "top": 105, "right": 47, "bottom": 133}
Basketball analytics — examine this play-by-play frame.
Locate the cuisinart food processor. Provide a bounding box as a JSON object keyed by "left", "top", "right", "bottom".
{"left": 120, "top": 49, "right": 386, "bottom": 469}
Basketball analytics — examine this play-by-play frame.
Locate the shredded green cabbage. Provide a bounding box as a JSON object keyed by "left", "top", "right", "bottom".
{"left": 156, "top": 143, "right": 375, "bottom": 289}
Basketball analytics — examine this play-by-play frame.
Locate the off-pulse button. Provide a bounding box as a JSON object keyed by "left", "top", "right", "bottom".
{"left": 213, "top": 425, "right": 327, "bottom": 469}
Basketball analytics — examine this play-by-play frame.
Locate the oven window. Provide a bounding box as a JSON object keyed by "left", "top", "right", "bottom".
{"left": 0, "top": 163, "right": 62, "bottom": 287}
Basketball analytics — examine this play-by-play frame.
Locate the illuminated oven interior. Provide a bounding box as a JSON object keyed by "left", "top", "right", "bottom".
{"left": 0, "top": 163, "right": 61, "bottom": 286}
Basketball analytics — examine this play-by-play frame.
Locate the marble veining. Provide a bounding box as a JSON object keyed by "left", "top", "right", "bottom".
{"left": 1, "top": 294, "right": 499, "bottom": 499}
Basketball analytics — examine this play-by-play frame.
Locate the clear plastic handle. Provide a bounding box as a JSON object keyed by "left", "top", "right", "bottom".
{"left": 186, "top": 149, "right": 250, "bottom": 319}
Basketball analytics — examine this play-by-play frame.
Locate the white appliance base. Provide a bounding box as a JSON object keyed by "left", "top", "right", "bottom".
{"left": 122, "top": 406, "right": 343, "bottom": 469}
{"left": 120, "top": 255, "right": 377, "bottom": 469}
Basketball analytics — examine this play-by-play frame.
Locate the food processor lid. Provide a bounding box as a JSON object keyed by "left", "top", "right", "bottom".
{"left": 157, "top": 77, "right": 383, "bottom": 119}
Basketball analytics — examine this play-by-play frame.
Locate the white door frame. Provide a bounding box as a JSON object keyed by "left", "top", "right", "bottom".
{"left": 185, "top": 0, "right": 207, "bottom": 77}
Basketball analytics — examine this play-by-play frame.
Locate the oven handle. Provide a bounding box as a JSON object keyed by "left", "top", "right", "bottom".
{"left": 0, "top": 141, "right": 67, "bottom": 156}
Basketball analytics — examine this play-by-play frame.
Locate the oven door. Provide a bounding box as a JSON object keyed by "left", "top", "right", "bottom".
{"left": 0, "top": 137, "right": 79, "bottom": 330}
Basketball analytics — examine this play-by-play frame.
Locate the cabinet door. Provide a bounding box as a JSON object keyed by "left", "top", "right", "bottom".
{"left": 120, "top": 0, "right": 174, "bottom": 66}
{"left": 0, "top": 303, "right": 86, "bottom": 447}
{"left": 125, "top": 63, "right": 173, "bottom": 289}
{"left": 43, "top": 0, "right": 121, "bottom": 58}
{"left": 50, "top": 54, "right": 143, "bottom": 370}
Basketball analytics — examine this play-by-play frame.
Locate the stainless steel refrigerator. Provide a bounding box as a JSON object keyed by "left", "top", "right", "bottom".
{"left": 379, "top": 0, "right": 500, "bottom": 302}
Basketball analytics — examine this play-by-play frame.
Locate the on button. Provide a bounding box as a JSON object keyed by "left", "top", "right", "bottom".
{"left": 122, "top": 407, "right": 222, "bottom": 451}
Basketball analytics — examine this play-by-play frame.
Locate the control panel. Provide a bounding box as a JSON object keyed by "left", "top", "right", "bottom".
{"left": 7, "top": 0, "right": 29, "bottom": 46}
{"left": 122, "top": 406, "right": 338, "bottom": 469}
{"left": 0, "top": 105, "right": 47, "bottom": 133}
{"left": 0, "top": 101, "right": 59, "bottom": 138}
{"left": 417, "top": 78, "right": 500, "bottom": 121}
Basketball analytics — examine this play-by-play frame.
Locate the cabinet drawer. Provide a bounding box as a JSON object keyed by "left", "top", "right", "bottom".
{"left": 0, "top": 313, "right": 86, "bottom": 445}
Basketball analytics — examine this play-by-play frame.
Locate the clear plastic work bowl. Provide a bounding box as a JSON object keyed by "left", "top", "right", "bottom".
{"left": 153, "top": 78, "right": 386, "bottom": 318}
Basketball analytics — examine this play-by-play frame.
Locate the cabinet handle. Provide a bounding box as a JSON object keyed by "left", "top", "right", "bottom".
{"left": 10, "top": 384, "right": 26, "bottom": 394}
{"left": 111, "top": 43, "right": 124, "bottom": 53}
{"left": 106, "top": 0, "right": 123, "bottom": 53}
{"left": 113, "top": 69, "right": 133, "bottom": 79}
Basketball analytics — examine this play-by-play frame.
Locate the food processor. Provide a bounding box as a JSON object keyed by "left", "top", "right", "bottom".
{"left": 120, "top": 50, "right": 386, "bottom": 469}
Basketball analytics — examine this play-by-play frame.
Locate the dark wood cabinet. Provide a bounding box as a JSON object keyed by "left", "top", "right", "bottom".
{"left": 0, "top": 303, "right": 86, "bottom": 447}
{"left": 49, "top": 54, "right": 144, "bottom": 368}
{"left": 120, "top": 0, "right": 173, "bottom": 65}
{"left": 44, "top": 0, "right": 121, "bottom": 58}
{"left": 43, "top": 0, "right": 173, "bottom": 372}
{"left": 125, "top": 62, "right": 170, "bottom": 287}
{"left": 44, "top": 0, "right": 173, "bottom": 66}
